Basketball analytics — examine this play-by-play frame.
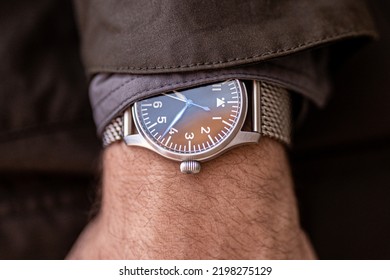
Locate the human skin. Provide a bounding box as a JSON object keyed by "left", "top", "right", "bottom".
{"left": 67, "top": 138, "right": 315, "bottom": 259}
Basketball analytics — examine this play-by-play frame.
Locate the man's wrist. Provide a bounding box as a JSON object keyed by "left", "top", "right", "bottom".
{"left": 68, "top": 138, "right": 314, "bottom": 259}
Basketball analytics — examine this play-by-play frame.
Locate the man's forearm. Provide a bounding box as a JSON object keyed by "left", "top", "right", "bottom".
{"left": 68, "top": 138, "right": 314, "bottom": 259}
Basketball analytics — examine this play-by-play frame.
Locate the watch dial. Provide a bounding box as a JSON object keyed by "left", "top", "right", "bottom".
{"left": 134, "top": 79, "right": 246, "bottom": 157}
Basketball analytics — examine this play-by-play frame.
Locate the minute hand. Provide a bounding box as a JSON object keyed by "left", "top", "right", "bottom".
{"left": 161, "top": 102, "right": 190, "bottom": 138}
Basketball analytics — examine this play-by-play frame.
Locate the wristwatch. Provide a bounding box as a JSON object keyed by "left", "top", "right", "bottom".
{"left": 102, "top": 80, "right": 291, "bottom": 174}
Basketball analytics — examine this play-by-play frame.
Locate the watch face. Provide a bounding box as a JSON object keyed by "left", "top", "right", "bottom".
{"left": 133, "top": 79, "right": 247, "bottom": 161}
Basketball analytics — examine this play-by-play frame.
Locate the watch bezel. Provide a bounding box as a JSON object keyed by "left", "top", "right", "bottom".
{"left": 132, "top": 79, "right": 248, "bottom": 162}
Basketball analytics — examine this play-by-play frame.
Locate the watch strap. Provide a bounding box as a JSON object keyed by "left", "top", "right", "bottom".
{"left": 259, "top": 81, "right": 291, "bottom": 145}
{"left": 102, "top": 116, "right": 123, "bottom": 147}
{"left": 102, "top": 81, "right": 291, "bottom": 147}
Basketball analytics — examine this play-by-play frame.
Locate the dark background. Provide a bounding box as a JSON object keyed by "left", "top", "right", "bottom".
{"left": 293, "top": 0, "right": 390, "bottom": 259}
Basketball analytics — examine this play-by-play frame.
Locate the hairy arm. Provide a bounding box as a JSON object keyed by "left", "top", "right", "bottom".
{"left": 67, "top": 138, "right": 315, "bottom": 259}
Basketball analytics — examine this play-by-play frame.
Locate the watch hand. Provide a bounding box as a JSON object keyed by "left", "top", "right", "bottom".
{"left": 174, "top": 91, "right": 187, "bottom": 102}
{"left": 188, "top": 100, "right": 210, "bottom": 111}
{"left": 174, "top": 91, "right": 210, "bottom": 111}
{"left": 163, "top": 94, "right": 210, "bottom": 111}
{"left": 163, "top": 93, "right": 186, "bottom": 103}
{"left": 161, "top": 102, "right": 190, "bottom": 138}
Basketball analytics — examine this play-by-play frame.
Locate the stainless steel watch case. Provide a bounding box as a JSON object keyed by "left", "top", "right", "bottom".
{"left": 123, "top": 80, "right": 262, "bottom": 169}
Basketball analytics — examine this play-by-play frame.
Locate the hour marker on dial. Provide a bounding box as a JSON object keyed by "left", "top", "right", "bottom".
{"left": 212, "top": 84, "right": 222, "bottom": 91}
{"left": 217, "top": 98, "right": 226, "bottom": 107}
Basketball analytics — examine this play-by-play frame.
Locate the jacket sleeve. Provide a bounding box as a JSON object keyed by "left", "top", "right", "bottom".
{"left": 73, "top": 0, "right": 376, "bottom": 75}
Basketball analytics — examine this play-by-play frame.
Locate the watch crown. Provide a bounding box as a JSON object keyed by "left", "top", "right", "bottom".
{"left": 180, "top": 160, "right": 201, "bottom": 174}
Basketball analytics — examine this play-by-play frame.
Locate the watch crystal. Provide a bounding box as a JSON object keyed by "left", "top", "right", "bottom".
{"left": 134, "top": 79, "right": 246, "bottom": 159}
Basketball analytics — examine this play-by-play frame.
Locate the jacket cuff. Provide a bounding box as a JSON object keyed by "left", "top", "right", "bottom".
{"left": 90, "top": 49, "right": 329, "bottom": 135}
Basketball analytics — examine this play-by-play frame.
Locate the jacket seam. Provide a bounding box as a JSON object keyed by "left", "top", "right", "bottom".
{"left": 88, "top": 29, "right": 375, "bottom": 72}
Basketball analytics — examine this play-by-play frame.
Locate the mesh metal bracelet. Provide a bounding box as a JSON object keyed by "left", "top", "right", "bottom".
{"left": 102, "top": 81, "right": 291, "bottom": 147}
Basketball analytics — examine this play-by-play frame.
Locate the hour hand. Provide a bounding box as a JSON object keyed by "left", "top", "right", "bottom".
{"left": 175, "top": 91, "right": 209, "bottom": 111}
{"left": 188, "top": 100, "right": 210, "bottom": 111}
{"left": 163, "top": 91, "right": 210, "bottom": 111}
